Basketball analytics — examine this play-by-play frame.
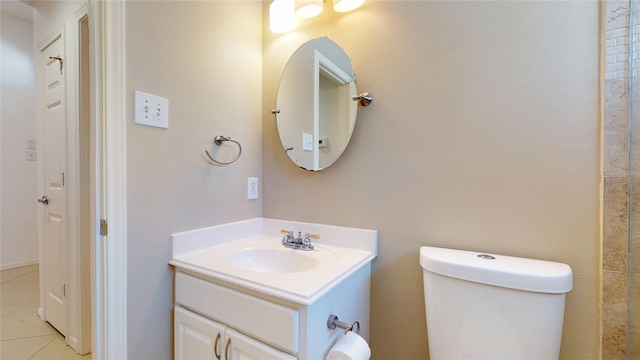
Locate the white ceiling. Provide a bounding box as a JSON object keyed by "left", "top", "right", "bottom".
{"left": 1, "top": 0, "right": 33, "bottom": 22}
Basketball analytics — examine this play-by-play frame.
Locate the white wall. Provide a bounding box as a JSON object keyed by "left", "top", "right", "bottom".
{"left": 1, "top": 10, "right": 38, "bottom": 269}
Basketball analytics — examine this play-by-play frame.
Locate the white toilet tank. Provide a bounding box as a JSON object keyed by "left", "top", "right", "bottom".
{"left": 420, "top": 246, "right": 572, "bottom": 360}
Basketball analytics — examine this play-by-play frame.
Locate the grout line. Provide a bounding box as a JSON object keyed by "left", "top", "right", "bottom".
{"left": 27, "top": 334, "right": 57, "bottom": 360}
{"left": 1, "top": 334, "right": 57, "bottom": 342}
{"left": 0, "top": 266, "right": 91, "bottom": 360}
{"left": 1, "top": 302, "right": 40, "bottom": 321}
{"left": 0, "top": 266, "right": 64, "bottom": 360}
{"left": 1, "top": 305, "right": 22, "bottom": 320}
{"left": 1, "top": 266, "right": 39, "bottom": 285}
{"left": 0, "top": 334, "right": 57, "bottom": 360}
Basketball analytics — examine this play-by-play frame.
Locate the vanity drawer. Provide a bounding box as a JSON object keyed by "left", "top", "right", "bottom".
{"left": 175, "top": 271, "right": 299, "bottom": 353}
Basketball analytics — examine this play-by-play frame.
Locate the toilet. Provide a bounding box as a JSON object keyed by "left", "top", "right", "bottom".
{"left": 419, "top": 246, "right": 572, "bottom": 360}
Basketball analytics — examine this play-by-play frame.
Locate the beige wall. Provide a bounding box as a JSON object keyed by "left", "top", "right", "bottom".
{"left": 263, "top": 1, "right": 601, "bottom": 359}
{"left": 1, "top": 10, "right": 38, "bottom": 269}
{"left": 126, "top": 2, "right": 263, "bottom": 358}
{"left": 19, "top": 0, "right": 602, "bottom": 358}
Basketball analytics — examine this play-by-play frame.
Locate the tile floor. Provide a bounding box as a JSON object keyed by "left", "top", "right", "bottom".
{"left": 1, "top": 265, "right": 91, "bottom": 360}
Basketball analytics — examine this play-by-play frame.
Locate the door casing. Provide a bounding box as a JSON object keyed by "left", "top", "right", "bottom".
{"left": 35, "top": 1, "right": 128, "bottom": 358}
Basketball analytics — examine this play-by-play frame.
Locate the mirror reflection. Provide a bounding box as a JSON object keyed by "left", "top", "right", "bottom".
{"left": 275, "top": 37, "right": 358, "bottom": 171}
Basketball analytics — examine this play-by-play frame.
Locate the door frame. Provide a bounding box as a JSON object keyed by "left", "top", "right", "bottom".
{"left": 90, "top": 1, "right": 127, "bottom": 358}
{"left": 35, "top": 1, "right": 127, "bottom": 357}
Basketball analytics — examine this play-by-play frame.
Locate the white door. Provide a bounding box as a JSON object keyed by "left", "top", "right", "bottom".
{"left": 174, "top": 307, "right": 296, "bottom": 360}
{"left": 39, "top": 33, "right": 67, "bottom": 336}
{"left": 225, "top": 328, "right": 297, "bottom": 360}
{"left": 174, "top": 306, "right": 225, "bottom": 360}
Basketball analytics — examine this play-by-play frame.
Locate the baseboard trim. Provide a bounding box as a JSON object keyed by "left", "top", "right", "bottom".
{"left": 1, "top": 259, "right": 39, "bottom": 271}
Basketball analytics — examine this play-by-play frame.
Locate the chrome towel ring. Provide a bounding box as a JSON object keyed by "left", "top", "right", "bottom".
{"left": 204, "top": 135, "right": 242, "bottom": 165}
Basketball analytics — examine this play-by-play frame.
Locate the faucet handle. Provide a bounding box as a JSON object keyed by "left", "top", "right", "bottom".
{"left": 305, "top": 233, "right": 320, "bottom": 240}
{"left": 281, "top": 229, "right": 292, "bottom": 235}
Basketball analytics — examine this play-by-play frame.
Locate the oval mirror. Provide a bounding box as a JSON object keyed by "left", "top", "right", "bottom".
{"left": 275, "top": 37, "right": 359, "bottom": 171}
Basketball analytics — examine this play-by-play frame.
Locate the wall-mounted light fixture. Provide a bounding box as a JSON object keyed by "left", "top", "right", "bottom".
{"left": 296, "top": 0, "right": 323, "bottom": 18}
{"left": 270, "top": 0, "right": 295, "bottom": 33}
{"left": 333, "top": 0, "right": 365, "bottom": 13}
{"left": 270, "top": 0, "right": 366, "bottom": 33}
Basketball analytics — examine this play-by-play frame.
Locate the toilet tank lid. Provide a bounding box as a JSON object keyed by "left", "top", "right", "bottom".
{"left": 419, "top": 246, "right": 573, "bottom": 293}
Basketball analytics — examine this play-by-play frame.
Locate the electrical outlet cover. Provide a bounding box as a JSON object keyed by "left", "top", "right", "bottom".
{"left": 247, "top": 177, "right": 258, "bottom": 200}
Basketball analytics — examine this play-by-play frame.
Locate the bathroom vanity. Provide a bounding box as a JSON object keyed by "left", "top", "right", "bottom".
{"left": 170, "top": 218, "right": 377, "bottom": 360}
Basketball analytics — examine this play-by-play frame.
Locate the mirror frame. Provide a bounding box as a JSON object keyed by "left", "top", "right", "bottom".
{"left": 275, "top": 37, "right": 358, "bottom": 171}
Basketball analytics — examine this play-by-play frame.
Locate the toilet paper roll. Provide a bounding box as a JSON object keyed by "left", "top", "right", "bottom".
{"left": 326, "top": 331, "right": 371, "bottom": 360}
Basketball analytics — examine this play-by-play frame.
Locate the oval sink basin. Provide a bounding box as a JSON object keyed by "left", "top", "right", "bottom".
{"left": 226, "top": 248, "right": 318, "bottom": 273}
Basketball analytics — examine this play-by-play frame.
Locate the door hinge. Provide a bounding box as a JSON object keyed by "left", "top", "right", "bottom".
{"left": 100, "top": 219, "right": 108, "bottom": 236}
{"left": 62, "top": 172, "right": 65, "bottom": 186}
{"left": 63, "top": 283, "right": 66, "bottom": 297}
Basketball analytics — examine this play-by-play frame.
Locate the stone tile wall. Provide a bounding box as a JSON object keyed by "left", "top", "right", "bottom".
{"left": 603, "top": 1, "right": 639, "bottom": 358}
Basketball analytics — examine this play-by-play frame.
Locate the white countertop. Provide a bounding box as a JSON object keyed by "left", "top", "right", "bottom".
{"left": 169, "top": 218, "right": 378, "bottom": 305}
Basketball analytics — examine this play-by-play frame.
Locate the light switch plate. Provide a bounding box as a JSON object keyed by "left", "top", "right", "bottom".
{"left": 134, "top": 90, "right": 169, "bottom": 129}
{"left": 303, "top": 133, "right": 313, "bottom": 151}
{"left": 26, "top": 149, "right": 37, "bottom": 161}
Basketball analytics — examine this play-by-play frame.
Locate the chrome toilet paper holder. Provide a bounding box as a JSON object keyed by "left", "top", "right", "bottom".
{"left": 327, "top": 314, "right": 360, "bottom": 334}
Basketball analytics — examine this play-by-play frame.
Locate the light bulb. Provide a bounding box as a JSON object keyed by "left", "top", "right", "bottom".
{"left": 270, "top": 0, "right": 295, "bottom": 33}
{"left": 295, "top": 0, "right": 323, "bottom": 19}
{"left": 333, "top": 0, "right": 365, "bottom": 13}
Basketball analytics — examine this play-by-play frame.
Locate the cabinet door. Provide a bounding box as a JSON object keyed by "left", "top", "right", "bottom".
{"left": 224, "top": 328, "right": 297, "bottom": 360}
{"left": 175, "top": 306, "right": 226, "bottom": 360}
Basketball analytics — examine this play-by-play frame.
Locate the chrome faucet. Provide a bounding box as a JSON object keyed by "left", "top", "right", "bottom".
{"left": 281, "top": 230, "right": 318, "bottom": 251}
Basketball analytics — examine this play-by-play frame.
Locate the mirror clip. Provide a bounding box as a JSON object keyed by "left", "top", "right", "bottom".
{"left": 353, "top": 93, "right": 373, "bottom": 107}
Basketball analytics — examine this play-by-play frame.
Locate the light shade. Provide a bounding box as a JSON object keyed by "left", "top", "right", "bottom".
{"left": 270, "top": 0, "right": 295, "bottom": 33}
{"left": 295, "top": 0, "right": 323, "bottom": 19}
{"left": 333, "top": 0, "right": 365, "bottom": 13}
